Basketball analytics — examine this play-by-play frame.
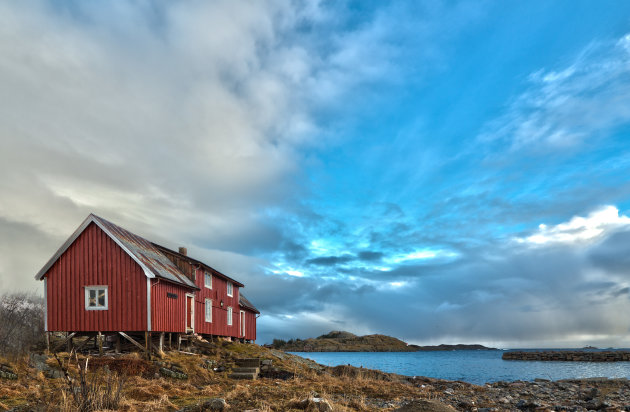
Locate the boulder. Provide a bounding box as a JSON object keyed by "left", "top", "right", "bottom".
{"left": 393, "top": 400, "right": 457, "bottom": 412}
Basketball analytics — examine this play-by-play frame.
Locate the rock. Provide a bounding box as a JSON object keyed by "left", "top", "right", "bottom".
{"left": 393, "top": 399, "right": 457, "bottom": 412}
{"left": 516, "top": 399, "right": 541, "bottom": 410}
{"left": 293, "top": 397, "right": 333, "bottom": 412}
{"left": 205, "top": 398, "right": 227, "bottom": 411}
{"left": 159, "top": 367, "right": 188, "bottom": 380}
{"left": 28, "top": 354, "right": 63, "bottom": 379}
{"left": 0, "top": 369, "right": 17, "bottom": 380}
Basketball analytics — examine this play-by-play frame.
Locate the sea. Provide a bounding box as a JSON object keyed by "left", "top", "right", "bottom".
{"left": 288, "top": 349, "right": 630, "bottom": 385}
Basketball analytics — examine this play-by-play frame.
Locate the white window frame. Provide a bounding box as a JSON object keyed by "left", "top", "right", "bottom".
{"left": 85, "top": 286, "right": 108, "bottom": 310}
{"left": 204, "top": 272, "right": 212, "bottom": 289}
{"left": 227, "top": 281, "right": 233, "bottom": 297}
{"left": 205, "top": 298, "right": 212, "bottom": 323}
{"left": 227, "top": 306, "right": 233, "bottom": 326}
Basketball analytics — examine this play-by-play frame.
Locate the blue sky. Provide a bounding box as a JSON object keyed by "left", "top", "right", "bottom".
{"left": 2, "top": 1, "right": 630, "bottom": 347}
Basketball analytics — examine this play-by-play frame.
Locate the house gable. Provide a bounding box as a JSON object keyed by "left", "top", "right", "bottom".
{"left": 35, "top": 214, "right": 196, "bottom": 289}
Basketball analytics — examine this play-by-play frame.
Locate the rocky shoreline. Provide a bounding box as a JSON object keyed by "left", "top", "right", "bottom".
{"left": 404, "top": 376, "right": 630, "bottom": 411}
{"left": 503, "top": 350, "right": 630, "bottom": 362}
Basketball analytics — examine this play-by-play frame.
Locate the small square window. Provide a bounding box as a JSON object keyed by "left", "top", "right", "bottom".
{"left": 227, "top": 282, "right": 233, "bottom": 297}
{"left": 227, "top": 306, "right": 233, "bottom": 326}
{"left": 204, "top": 272, "right": 212, "bottom": 289}
{"left": 85, "top": 286, "right": 108, "bottom": 310}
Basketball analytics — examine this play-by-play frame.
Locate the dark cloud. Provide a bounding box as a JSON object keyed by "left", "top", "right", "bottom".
{"left": 588, "top": 230, "right": 630, "bottom": 274}
{"left": 306, "top": 255, "right": 355, "bottom": 266}
{"left": 357, "top": 251, "right": 383, "bottom": 261}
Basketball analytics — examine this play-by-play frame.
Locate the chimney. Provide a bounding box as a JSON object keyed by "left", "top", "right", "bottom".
{"left": 178, "top": 247, "right": 187, "bottom": 256}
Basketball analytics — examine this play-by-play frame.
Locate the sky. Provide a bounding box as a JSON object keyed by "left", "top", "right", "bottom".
{"left": 2, "top": 1, "right": 630, "bottom": 348}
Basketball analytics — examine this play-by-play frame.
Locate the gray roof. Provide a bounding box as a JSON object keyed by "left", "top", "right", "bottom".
{"left": 239, "top": 294, "right": 260, "bottom": 314}
{"left": 35, "top": 214, "right": 197, "bottom": 289}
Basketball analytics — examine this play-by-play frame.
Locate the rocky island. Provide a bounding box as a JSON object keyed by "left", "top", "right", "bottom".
{"left": 269, "top": 330, "right": 496, "bottom": 352}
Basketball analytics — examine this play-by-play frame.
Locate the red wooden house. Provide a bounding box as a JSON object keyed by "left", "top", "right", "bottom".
{"left": 35, "top": 214, "right": 259, "bottom": 352}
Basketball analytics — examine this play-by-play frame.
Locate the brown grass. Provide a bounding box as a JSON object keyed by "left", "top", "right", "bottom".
{"left": 0, "top": 343, "right": 437, "bottom": 411}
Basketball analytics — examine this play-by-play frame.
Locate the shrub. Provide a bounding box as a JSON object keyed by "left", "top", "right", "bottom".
{"left": 0, "top": 292, "right": 44, "bottom": 356}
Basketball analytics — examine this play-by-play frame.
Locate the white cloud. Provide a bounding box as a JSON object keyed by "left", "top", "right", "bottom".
{"left": 479, "top": 33, "right": 630, "bottom": 150}
{"left": 516, "top": 205, "right": 630, "bottom": 247}
{"left": 386, "top": 248, "right": 459, "bottom": 264}
{"left": 0, "top": 1, "right": 398, "bottom": 292}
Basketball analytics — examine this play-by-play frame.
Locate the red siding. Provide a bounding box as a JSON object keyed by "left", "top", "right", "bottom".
{"left": 242, "top": 309, "right": 257, "bottom": 341}
{"left": 194, "top": 268, "right": 241, "bottom": 337}
{"left": 46, "top": 223, "right": 147, "bottom": 332}
{"left": 150, "top": 280, "right": 188, "bottom": 333}
{"left": 43, "top": 221, "right": 255, "bottom": 337}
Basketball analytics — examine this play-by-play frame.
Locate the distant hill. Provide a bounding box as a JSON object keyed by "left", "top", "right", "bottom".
{"left": 270, "top": 330, "right": 416, "bottom": 352}
{"left": 268, "top": 331, "right": 497, "bottom": 352}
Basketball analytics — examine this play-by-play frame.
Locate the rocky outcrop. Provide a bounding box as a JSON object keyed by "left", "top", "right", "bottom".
{"left": 503, "top": 350, "right": 630, "bottom": 362}
{"left": 271, "top": 331, "right": 418, "bottom": 352}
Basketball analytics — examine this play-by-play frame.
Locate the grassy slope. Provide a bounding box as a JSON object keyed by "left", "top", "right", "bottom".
{"left": 0, "top": 341, "right": 432, "bottom": 411}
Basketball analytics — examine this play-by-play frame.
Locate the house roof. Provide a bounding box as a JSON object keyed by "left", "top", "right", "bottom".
{"left": 35, "top": 214, "right": 198, "bottom": 289}
{"left": 239, "top": 294, "right": 260, "bottom": 314}
{"left": 152, "top": 243, "right": 245, "bottom": 288}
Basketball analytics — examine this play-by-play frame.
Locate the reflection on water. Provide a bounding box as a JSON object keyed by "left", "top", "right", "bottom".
{"left": 289, "top": 350, "right": 630, "bottom": 385}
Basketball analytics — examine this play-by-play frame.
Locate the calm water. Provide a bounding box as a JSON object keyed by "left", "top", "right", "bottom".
{"left": 289, "top": 350, "right": 630, "bottom": 385}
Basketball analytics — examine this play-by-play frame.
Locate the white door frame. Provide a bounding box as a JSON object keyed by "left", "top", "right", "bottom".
{"left": 185, "top": 293, "right": 195, "bottom": 333}
{"left": 240, "top": 310, "right": 245, "bottom": 337}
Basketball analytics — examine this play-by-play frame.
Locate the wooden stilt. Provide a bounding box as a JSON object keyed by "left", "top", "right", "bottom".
{"left": 119, "top": 332, "right": 146, "bottom": 352}
{"left": 65, "top": 331, "right": 75, "bottom": 353}
{"left": 168, "top": 333, "right": 172, "bottom": 350}
{"left": 145, "top": 331, "right": 151, "bottom": 359}
{"left": 178, "top": 334, "right": 182, "bottom": 351}
{"left": 115, "top": 334, "right": 121, "bottom": 354}
{"left": 46, "top": 332, "right": 50, "bottom": 354}
{"left": 97, "top": 332, "right": 103, "bottom": 356}
{"left": 159, "top": 332, "right": 165, "bottom": 353}
{"left": 73, "top": 335, "right": 95, "bottom": 352}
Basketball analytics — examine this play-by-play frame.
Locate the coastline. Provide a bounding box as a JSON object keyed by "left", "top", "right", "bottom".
{"left": 1, "top": 343, "right": 630, "bottom": 410}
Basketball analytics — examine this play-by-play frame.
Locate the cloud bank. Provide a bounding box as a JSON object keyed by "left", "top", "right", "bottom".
{"left": 2, "top": 1, "right": 630, "bottom": 348}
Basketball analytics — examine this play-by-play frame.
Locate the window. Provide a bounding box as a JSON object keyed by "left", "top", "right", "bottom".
{"left": 205, "top": 298, "right": 212, "bottom": 322}
{"left": 204, "top": 272, "right": 212, "bottom": 289}
{"left": 227, "top": 282, "right": 233, "bottom": 297}
{"left": 227, "top": 306, "right": 233, "bottom": 326}
{"left": 85, "top": 286, "right": 108, "bottom": 310}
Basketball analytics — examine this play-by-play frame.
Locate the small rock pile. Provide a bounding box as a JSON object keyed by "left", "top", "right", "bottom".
{"left": 0, "top": 364, "right": 17, "bottom": 380}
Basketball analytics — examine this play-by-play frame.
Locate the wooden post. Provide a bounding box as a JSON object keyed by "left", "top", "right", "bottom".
{"left": 66, "top": 332, "right": 73, "bottom": 353}
{"left": 97, "top": 332, "right": 103, "bottom": 356}
{"left": 168, "top": 333, "right": 172, "bottom": 350}
{"left": 159, "top": 332, "right": 165, "bottom": 353}
{"left": 119, "top": 332, "right": 146, "bottom": 352}
{"left": 115, "top": 333, "right": 121, "bottom": 354}
{"left": 46, "top": 332, "right": 50, "bottom": 354}
{"left": 145, "top": 331, "right": 151, "bottom": 359}
{"left": 178, "top": 334, "right": 182, "bottom": 351}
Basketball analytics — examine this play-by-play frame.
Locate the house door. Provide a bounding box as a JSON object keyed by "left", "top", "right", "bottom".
{"left": 240, "top": 310, "right": 245, "bottom": 337}
{"left": 186, "top": 294, "right": 194, "bottom": 332}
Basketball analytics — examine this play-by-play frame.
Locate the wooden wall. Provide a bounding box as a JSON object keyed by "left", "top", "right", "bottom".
{"left": 45, "top": 223, "right": 147, "bottom": 332}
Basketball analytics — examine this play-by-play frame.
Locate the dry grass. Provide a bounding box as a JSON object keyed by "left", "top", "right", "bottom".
{"left": 0, "top": 343, "right": 436, "bottom": 411}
